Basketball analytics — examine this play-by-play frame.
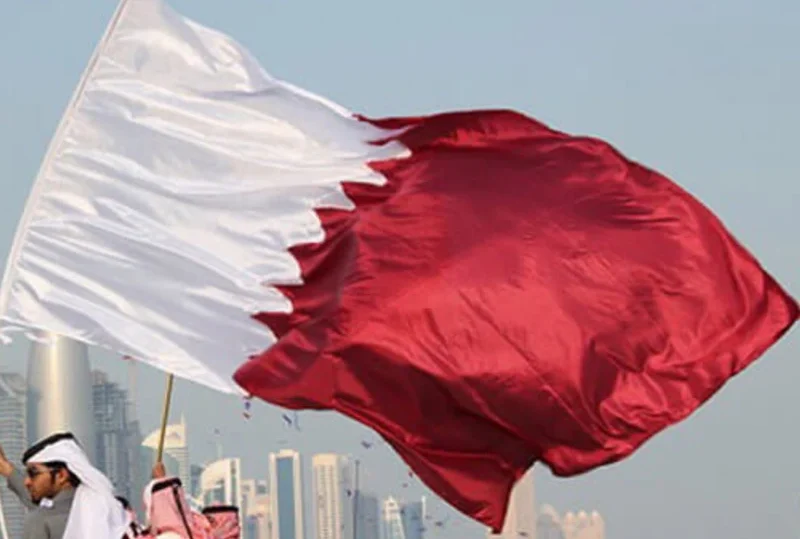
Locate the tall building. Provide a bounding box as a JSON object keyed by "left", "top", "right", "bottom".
{"left": 380, "top": 497, "right": 425, "bottom": 539}
{"left": 269, "top": 449, "right": 305, "bottom": 539}
{"left": 536, "top": 506, "right": 604, "bottom": 539}
{"left": 380, "top": 497, "right": 403, "bottom": 539}
{"left": 487, "top": 467, "right": 535, "bottom": 539}
{"left": 0, "top": 372, "right": 27, "bottom": 539}
{"left": 380, "top": 497, "right": 404, "bottom": 539}
{"left": 26, "top": 334, "right": 96, "bottom": 460}
{"left": 200, "top": 457, "right": 243, "bottom": 510}
{"left": 125, "top": 415, "right": 145, "bottom": 513}
{"left": 312, "top": 454, "right": 353, "bottom": 539}
{"left": 537, "top": 506, "right": 564, "bottom": 539}
{"left": 190, "top": 464, "right": 205, "bottom": 498}
{"left": 399, "top": 498, "right": 425, "bottom": 539}
{"left": 561, "top": 511, "right": 604, "bottom": 539}
{"left": 142, "top": 415, "right": 190, "bottom": 489}
{"left": 92, "top": 370, "right": 141, "bottom": 502}
{"left": 242, "top": 479, "right": 270, "bottom": 539}
{"left": 354, "top": 491, "right": 379, "bottom": 539}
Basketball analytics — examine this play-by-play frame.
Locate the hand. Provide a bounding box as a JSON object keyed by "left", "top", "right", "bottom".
{"left": 0, "top": 444, "right": 14, "bottom": 477}
{"left": 152, "top": 462, "right": 166, "bottom": 479}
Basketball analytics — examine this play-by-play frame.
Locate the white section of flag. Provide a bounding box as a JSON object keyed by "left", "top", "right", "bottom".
{"left": 0, "top": 0, "right": 406, "bottom": 393}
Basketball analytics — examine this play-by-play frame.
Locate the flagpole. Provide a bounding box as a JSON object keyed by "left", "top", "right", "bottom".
{"left": 0, "top": 0, "right": 131, "bottom": 318}
{"left": 156, "top": 373, "right": 175, "bottom": 463}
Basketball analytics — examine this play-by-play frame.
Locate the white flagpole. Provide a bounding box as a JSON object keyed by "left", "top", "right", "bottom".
{"left": 0, "top": 0, "right": 131, "bottom": 319}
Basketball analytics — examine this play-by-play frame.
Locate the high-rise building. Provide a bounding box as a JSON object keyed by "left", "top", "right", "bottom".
{"left": 380, "top": 497, "right": 425, "bottom": 539}
{"left": 250, "top": 497, "right": 271, "bottom": 539}
{"left": 26, "top": 335, "right": 96, "bottom": 460}
{"left": 190, "top": 464, "right": 205, "bottom": 499}
{"left": 200, "top": 457, "right": 243, "bottom": 511}
{"left": 269, "top": 449, "right": 304, "bottom": 539}
{"left": 536, "top": 506, "right": 604, "bottom": 539}
{"left": 0, "top": 372, "right": 27, "bottom": 539}
{"left": 312, "top": 454, "right": 353, "bottom": 539}
{"left": 354, "top": 491, "right": 379, "bottom": 539}
{"left": 92, "top": 370, "right": 141, "bottom": 503}
{"left": 125, "top": 415, "right": 145, "bottom": 514}
{"left": 142, "top": 415, "right": 190, "bottom": 490}
{"left": 537, "top": 506, "right": 564, "bottom": 539}
{"left": 487, "top": 467, "right": 535, "bottom": 539}
{"left": 242, "top": 479, "right": 270, "bottom": 539}
{"left": 380, "top": 497, "right": 403, "bottom": 539}
{"left": 588, "top": 512, "right": 605, "bottom": 539}
{"left": 400, "top": 499, "right": 425, "bottom": 539}
{"left": 402, "top": 498, "right": 425, "bottom": 539}
{"left": 561, "top": 511, "right": 604, "bottom": 539}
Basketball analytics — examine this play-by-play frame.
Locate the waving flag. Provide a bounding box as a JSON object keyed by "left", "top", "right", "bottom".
{"left": 0, "top": 0, "right": 796, "bottom": 530}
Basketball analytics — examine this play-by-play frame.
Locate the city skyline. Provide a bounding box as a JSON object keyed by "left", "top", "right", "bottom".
{"left": 0, "top": 353, "right": 598, "bottom": 539}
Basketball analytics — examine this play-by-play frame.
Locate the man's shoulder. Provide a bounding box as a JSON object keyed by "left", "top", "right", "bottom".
{"left": 26, "top": 500, "right": 70, "bottom": 523}
{"left": 24, "top": 505, "right": 49, "bottom": 520}
{"left": 22, "top": 508, "right": 51, "bottom": 539}
{"left": 24, "top": 502, "right": 71, "bottom": 538}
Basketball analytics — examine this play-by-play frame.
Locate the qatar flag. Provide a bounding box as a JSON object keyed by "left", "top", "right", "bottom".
{"left": 0, "top": 0, "right": 796, "bottom": 531}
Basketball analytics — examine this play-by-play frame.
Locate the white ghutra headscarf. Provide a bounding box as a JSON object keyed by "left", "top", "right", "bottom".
{"left": 24, "top": 432, "right": 130, "bottom": 539}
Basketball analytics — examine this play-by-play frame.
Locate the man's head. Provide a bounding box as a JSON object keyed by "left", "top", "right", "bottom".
{"left": 20, "top": 431, "right": 130, "bottom": 538}
{"left": 202, "top": 505, "right": 240, "bottom": 539}
{"left": 22, "top": 433, "right": 81, "bottom": 503}
{"left": 23, "top": 460, "right": 80, "bottom": 503}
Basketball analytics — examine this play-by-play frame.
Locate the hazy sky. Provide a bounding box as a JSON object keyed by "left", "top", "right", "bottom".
{"left": 1, "top": 1, "right": 798, "bottom": 538}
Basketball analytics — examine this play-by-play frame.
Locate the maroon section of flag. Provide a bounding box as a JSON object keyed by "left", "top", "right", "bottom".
{"left": 233, "top": 109, "right": 798, "bottom": 531}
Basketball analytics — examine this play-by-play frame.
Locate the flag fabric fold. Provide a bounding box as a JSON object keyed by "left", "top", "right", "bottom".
{"left": 0, "top": 0, "right": 796, "bottom": 531}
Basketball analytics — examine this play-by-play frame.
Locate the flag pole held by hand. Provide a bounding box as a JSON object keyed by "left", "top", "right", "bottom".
{"left": 156, "top": 373, "right": 175, "bottom": 463}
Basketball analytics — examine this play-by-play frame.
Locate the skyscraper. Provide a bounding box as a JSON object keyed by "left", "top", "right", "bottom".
{"left": 242, "top": 479, "right": 270, "bottom": 539}
{"left": 380, "top": 497, "right": 403, "bottom": 539}
{"left": 26, "top": 334, "right": 96, "bottom": 460}
{"left": 380, "top": 497, "right": 425, "bottom": 539}
{"left": 200, "top": 457, "right": 243, "bottom": 509}
{"left": 190, "top": 464, "right": 205, "bottom": 498}
{"left": 401, "top": 499, "right": 425, "bottom": 539}
{"left": 536, "top": 506, "right": 604, "bottom": 539}
{"left": 487, "top": 467, "right": 536, "bottom": 539}
{"left": 142, "top": 415, "right": 190, "bottom": 489}
{"left": 561, "top": 511, "right": 604, "bottom": 539}
{"left": 92, "top": 370, "right": 141, "bottom": 503}
{"left": 312, "top": 454, "right": 353, "bottom": 539}
{"left": 0, "top": 372, "right": 27, "bottom": 539}
{"left": 269, "top": 449, "right": 304, "bottom": 539}
{"left": 537, "top": 506, "right": 565, "bottom": 539}
{"left": 354, "top": 491, "right": 379, "bottom": 539}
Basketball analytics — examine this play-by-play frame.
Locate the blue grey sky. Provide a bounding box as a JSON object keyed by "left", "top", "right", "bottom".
{"left": 1, "top": 1, "right": 798, "bottom": 538}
